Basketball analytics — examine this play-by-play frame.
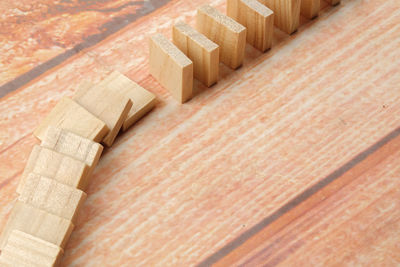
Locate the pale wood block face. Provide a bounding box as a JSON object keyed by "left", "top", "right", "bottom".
{"left": 300, "top": 0, "right": 320, "bottom": 19}
{"left": 73, "top": 82, "right": 133, "bottom": 146}
{"left": 17, "top": 145, "right": 88, "bottom": 194}
{"left": 227, "top": 0, "right": 274, "bottom": 52}
{"left": 97, "top": 71, "right": 157, "bottom": 131}
{"left": 0, "top": 230, "right": 63, "bottom": 267}
{"left": 41, "top": 126, "right": 103, "bottom": 187}
{"left": 259, "top": 0, "right": 301, "bottom": 34}
{"left": 19, "top": 173, "right": 87, "bottom": 223}
{"left": 196, "top": 4, "right": 247, "bottom": 69}
{"left": 34, "top": 96, "right": 109, "bottom": 143}
{"left": 149, "top": 33, "right": 193, "bottom": 103}
{"left": 0, "top": 202, "right": 74, "bottom": 249}
{"left": 173, "top": 21, "right": 219, "bottom": 87}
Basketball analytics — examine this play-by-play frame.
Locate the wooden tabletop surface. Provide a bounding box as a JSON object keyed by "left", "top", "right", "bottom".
{"left": 1, "top": 0, "right": 399, "bottom": 266}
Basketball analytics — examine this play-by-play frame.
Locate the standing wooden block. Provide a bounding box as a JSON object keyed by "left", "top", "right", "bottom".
{"left": 41, "top": 126, "right": 103, "bottom": 186}
{"left": 0, "top": 202, "right": 73, "bottom": 249}
{"left": 149, "top": 33, "right": 193, "bottom": 103}
{"left": 227, "top": 0, "right": 274, "bottom": 52}
{"left": 16, "top": 145, "right": 88, "bottom": 194}
{"left": 19, "top": 173, "right": 87, "bottom": 223}
{"left": 34, "top": 96, "right": 109, "bottom": 142}
{"left": 326, "top": 0, "right": 340, "bottom": 5}
{"left": 301, "top": 0, "right": 320, "bottom": 19}
{"left": 73, "top": 82, "right": 133, "bottom": 146}
{"left": 173, "top": 21, "right": 219, "bottom": 87}
{"left": 259, "top": 0, "right": 301, "bottom": 34}
{"left": 96, "top": 71, "right": 156, "bottom": 131}
{"left": 0, "top": 230, "right": 63, "bottom": 267}
{"left": 196, "top": 4, "right": 247, "bottom": 69}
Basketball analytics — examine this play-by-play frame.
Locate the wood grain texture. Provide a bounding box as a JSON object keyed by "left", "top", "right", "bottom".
{"left": 0, "top": 0, "right": 399, "bottom": 266}
{"left": 301, "top": 0, "right": 320, "bottom": 19}
{"left": 260, "top": 0, "right": 301, "bottom": 34}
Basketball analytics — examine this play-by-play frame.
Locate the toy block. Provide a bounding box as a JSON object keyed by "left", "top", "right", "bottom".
{"left": 149, "top": 33, "right": 193, "bottom": 103}
{"left": 0, "top": 202, "right": 73, "bottom": 249}
{"left": 259, "top": 0, "right": 301, "bottom": 34}
{"left": 227, "top": 0, "right": 274, "bottom": 52}
{"left": 326, "top": 0, "right": 340, "bottom": 6}
{"left": 173, "top": 21, "right": 219, "bottom": 87}
{"left": 96, "top": 71, "right": 156, "bottom": 131}
{"left": 41, "top": 126, "right": 103, "bottom": 186}
{"left": 34, "top": 96, "right": 109, "bottom": 142}
{"left": 0, "top": 230, "right": 63, "bottom": 266}
{"left": 196, "top": 4, "right": 247, "bottom": 69}
{"left": 16, "top": 145, "right": 88, "bottom": 194}
{"left": 73, "top": 82, "right": 133, "bottom": 147}
{"left": 301, "top": 0, "right": 320, "bottom": 19}
{"left": 19, "top": 173, "right": 86, "bottom": 223}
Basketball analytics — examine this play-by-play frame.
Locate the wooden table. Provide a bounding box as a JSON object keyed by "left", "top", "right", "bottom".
{"left": 1, "top": 0, "right": 399, "bottom": 266}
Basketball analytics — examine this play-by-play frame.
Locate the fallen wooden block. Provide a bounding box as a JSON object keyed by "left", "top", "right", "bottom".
{"left": 196, "top": 4, "right": 247, "bottom": 69}
{"left": 326, "top": 0, "right": 340, "bottom": 6}
{"left": 0, "top": 230, "right": 63, "bottom": 267}
{"left": 16, "top": 145, "right": 88, "bottom": 194}
{"left": 173, "top": 21, "right": 219, "bottom": 87}
{"left": 149, "top": 33, "right": 193, "bottom": 103}
{"left": 34, "top": 96, "right": 109, "bottom": 142}
{"left": 41, "top": 126, "right": 103, "bottom": 187}
{"left": 73, "top": 82, "right": 133, "bottom": 146}
{"left": 19, "top": 173, "right": 86, "bottom": 223}
{"left": 0, "top": 202, "right": 73, "bottom": 250}
{"left": 259, "top": 0, "right": 301, "bottom": 34}
{"left": 227, "top": 0, "right": 274, "bottom": 52}
{"left": 301, "top": 0, "right": 320, "bottom": 19}
{"left": 96, "top": 71, "right": 156, "bottom": 131}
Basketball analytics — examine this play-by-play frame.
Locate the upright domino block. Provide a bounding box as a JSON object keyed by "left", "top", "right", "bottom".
{"left": 16, "top": 145, "right": 88, "bottom": 194}
{"left": 149, "top": 34, "right": 193, "bottom": 103}
{"left": 227, "top": 0, "right": 274, "bottom": 52}
{"left": 34, "top": 96, "right": 109, "bottom": 142}
{"left": 97, "top": 71, "right": 156, "bottom": 131}
{"left": 19, "top": 173, "right": 87, "bottom": 223}
{"left": 326, "top": 0, "right": 340, "bottom": 5}
{"left": 301, "top": 0, "right": 320, "bottom": 19}
{"left": 173, "top": 21, "right": 219, "bottom": 87}
{"left": 0, "top": 230, "right": 63, "bottom": 267}
{"left": 41, "top": 126, "right": 103, "bottom": 185}
{"left": 73, "top": 82, "right": 133, "bottom": 146}
{"left": 0, "top": 202, "right": 73, "bottom": 249}
{"left": 259, "top": 0, "right": 301, "bottom": 34}
{"left": 196, "top": 4, "right": 247, "bottom": 69}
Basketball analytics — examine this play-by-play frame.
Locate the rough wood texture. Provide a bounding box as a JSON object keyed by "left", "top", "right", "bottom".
{"left": 34, "top": 97, "right": 109, "bottom": 142}
{"left": 173, "top": 21, "right": 219, "bottom": 87}
{"left": 259, "top": 0, "right": 301, "bottom": 34}
{"left": 0, "top": 230, "right": 63, "bottom": 267}
{"left": 17, "top": 145, "right": 88, "bottom": 194}
{"left": 301, "top": 0, "right": 320, "bottom": 19}
{"left": 149, "top": 33, "right": 193, "bottom": 103}
{"left": 196, "top": 4, "right": 247, "bottom": 69}
{"left": 227, "top": 0, "right": 274, "bottom": 52}
{"left": 0, "top": 202, "right": 73, "bottom": 249}
{"left": 41, "top": 127, "right": 103, "bottom": 188}
{"left": 73, "top": 82, "right": 133, "bottom": 146}
{"left": 19, "top": 173, "right": 87, "bottom": 223}
{"left": 97, "top": 71, "right": 157, "bottom": 131}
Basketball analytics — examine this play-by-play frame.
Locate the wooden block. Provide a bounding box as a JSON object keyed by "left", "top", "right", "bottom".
{"left": 96, "top": 71, "right": 156, "bottom": 131}
{"left": 41, "top": 126, "right": 103, "bottom": 186}
{"left": 301, "top": 0, "right": 320, "bottom": 19}
{"left": 0, "top": 202, "right": 73, "bottom": 249}
{"left": 326, "top": 0, "right": 340, "bottom": 6}
{"left": 227, "top": 0, "right": 274, "bottom": 52}
{"left": 34, "top": 97, "right": 109, "bottom": 142}
{"left": 19, "top": 173, "right": 86, "bottom": 223}
{"left": 16, "top": 145, "right": 88, "bottom": 194}
{"left": 172, "top": 21, "right": 219, "bottom": 87}
{"left": 259, "top": 0, "right": 301, "bottom": 34}
{"left": 73, "top": 82, "right": 133, "bottom": 146}
{"left": 0, "top": 230, "right": 63, "bottom": 267}
{"left": 196, "top": 4, "right": 247, "bottom": 69}
{"left": 149, "top": 33, "right": 193, "bottom": 103}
